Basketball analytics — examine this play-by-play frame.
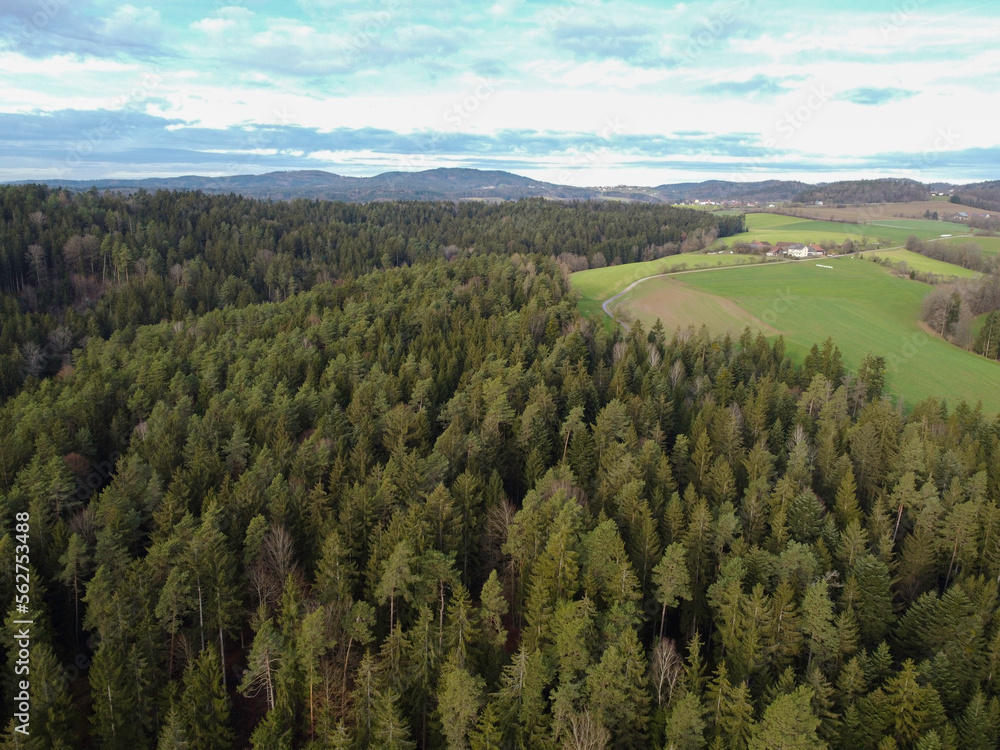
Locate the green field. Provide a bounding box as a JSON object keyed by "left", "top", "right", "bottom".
{"left": 715, "top": 213, "right": 971, "bottom": 248}
{"left": 936, "top": 234, "right": 1000, "bottom": 256}
{"left": 571, "top": 252, "right": 767, "bottom": 319}
{"left": 612, "top": 258, "right": 1000, "bottom": 414}
{"left": 864, "top": 249, "right": 982, "bottom": 279}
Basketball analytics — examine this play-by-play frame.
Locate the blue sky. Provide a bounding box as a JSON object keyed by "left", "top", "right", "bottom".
{"left": 1, "top": 0, "right": 998, "bottom": 185}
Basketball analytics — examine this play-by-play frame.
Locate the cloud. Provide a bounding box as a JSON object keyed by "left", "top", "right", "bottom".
{"left": 548, "top": 19, "right": 661, "bottom": 64}
{"left": 838, "top": 87, "right": 917, "bottom": 105}
{"left": 701, "top": 74, "right": 790, "bottom": 98}
{"left": 1, "top": 1, "right": 168, "bottom": 59}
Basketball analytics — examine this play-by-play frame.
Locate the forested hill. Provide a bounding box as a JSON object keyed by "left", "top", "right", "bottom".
{"left": 0, "top": 185, "right": 743, "bottom": 399}
{"left": 949, "top": 181, "right": 1000, "bottom": 213}
{"left": 793, "top": 179, "right": 930, "bottom": 204}
{"left": 653, "top": 179, "right": 810, "bottom": 203}
{"left": 16, "top": 168, "right": 599, "bottom": 203}
{"left": 2, "top": 249, "right": 1000, "bottom": 749}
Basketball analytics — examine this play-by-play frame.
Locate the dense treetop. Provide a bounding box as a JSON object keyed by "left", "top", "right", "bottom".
{"left": 0, "top": 186, "right": 743, "bottom": 399}
{"left": 793, "top": 179, "right": 930, "bottom": 205}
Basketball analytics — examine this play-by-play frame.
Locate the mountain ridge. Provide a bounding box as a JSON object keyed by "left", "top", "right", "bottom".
{"left": 4, "top": 167, "right": 980, "bottom": 205}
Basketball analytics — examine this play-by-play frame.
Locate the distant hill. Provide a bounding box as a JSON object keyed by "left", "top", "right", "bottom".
{"left": 653, "top": 179, "right": 810, "bottom": 203}
{"left": 7, "top": 168, "right": 995, "bottom": 207}
{"left": 948, "top": 181, "right": 1000, "bottom": 212}
{"left": 10, "top": 168, "right": 598, "bottom": 202}
{"left": 792, "top": 178, "right": 930, "bottom": 204}
{"left": 9, "top": 169, "right": 813, "bottom": 204}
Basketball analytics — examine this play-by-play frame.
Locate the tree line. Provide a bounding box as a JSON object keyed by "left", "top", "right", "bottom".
{"left": 0, "top": 186, "right": 744, "bottom": 400}
{"left": 793, "top": 180, "right": 929, "bottom": 205}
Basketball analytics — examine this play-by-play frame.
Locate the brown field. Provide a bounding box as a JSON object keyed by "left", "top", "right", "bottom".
{"left": 762, "top": 201, "right": 986, "bottom": 223}
{"left": 614, "top": 279, "right": 782, "bottom": 337}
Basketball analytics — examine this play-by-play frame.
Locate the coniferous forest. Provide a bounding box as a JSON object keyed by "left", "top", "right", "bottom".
{"left": 3, "top": 187, "right": 1000, "bottom": 750}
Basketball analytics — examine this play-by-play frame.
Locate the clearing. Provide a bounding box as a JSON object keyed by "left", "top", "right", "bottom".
{"left": 610, "top": 257, "right": 1000, "bottom": 413}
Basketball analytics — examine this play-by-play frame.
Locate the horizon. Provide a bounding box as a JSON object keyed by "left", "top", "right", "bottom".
{"left": 2, "top": 166, "right": 991, "bottom": 192}
{"left": 2, "top": 0, "right": 999, "bottom": 185}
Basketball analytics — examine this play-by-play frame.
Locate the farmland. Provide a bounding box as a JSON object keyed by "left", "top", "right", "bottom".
{"left": 766, "top": 200, "right": 986, "bottom": 222}
{"left": 936, "top": 234, "right": 1000, "bottom": 256}
{"left": 712, "top": 212, "right": 970, "bottom": 248}
{"left": 571, "top": 251, "right": 767, "bottom": 319}
{"left": 864, "top": 248, "right": 982, "bottom": 279}
{"left": 608, "top": 257, "right": 1000, "bottom": 413}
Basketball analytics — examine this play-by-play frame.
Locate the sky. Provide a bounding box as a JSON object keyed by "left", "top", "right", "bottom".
{"left": 1, "top": 0, "right": 999, "bottom": 186}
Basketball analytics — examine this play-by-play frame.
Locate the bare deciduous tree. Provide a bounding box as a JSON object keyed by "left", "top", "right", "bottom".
{"left": 650, "top": 638, "right": 683, "bottom": 708}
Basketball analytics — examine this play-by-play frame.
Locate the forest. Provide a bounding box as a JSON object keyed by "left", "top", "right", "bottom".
{"left": 792, "top": 179, "right": 930, "bottom": 206}
{"left": 2, "top": 189, "right": 1000, "bottom": 749}
{"left": 910, "top": 235, "right": 1000, "bottom": 357}
{"left": 0, "top": 186, "right": 743, "bottom": 401}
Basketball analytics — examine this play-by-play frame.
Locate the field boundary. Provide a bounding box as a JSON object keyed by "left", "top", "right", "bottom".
{"left": 601, "top": 259, "right": 794, "bottom": 331}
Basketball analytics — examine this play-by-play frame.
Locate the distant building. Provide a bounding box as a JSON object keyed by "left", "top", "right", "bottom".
{"left": 954, "top": 212, "right": 969, "bottom": 220}
{"left": 786, "top": 243, "right": 810, "bottom": 259}
{"left": 810, "top": 244, "right": 825, "bottom": 256}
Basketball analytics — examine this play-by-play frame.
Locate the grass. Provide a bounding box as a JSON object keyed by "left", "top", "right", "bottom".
{"left": 780, "top": 201, "right": 986, "bottom": 223}
{"left": 715, "top": 213, "right": 971, "bottom": 249}
{"left": 612, "top": 257, "right": 1000, "bottom": 414}
{"left": 935, "top": 235, "right": 1000, "bottom": 257}
{"left": 864, "top": 249, "right": 982, "bottom": 279}
{"left": 572, "top": 252, "right": 766, "bottom": 320}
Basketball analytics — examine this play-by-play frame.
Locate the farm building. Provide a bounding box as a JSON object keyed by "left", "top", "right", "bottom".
{"left": 786, "top": 243, "right": 810, "bottom": 259}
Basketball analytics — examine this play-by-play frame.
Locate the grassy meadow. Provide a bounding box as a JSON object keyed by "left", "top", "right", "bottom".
{"left": 864, "top": 248, "right": 982, "bottom": 279}
{"left": 935, "top": 234, "right": 1000, "bottom": 256}
{"left": 571, "top": 251, "right": 767, "bottom": 320}
{"left": 713, "top": 212, "right": 971, "bottom": 248}
{"left": 610, "top": 257, "right": 1000, "bottom": 413}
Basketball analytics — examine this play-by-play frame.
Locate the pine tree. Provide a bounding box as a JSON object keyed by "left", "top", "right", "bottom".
{"left": 801, "top": 579, "right": 838, "bottom": 671}
{"left": 23, "top": 642, "right": 80, "bottom": 750}
{"left": 57, "top": 532, "right": 91, "bottom": 648}
{"left": 469, "top": 701, "right": 505, "bottom": 750}
{"left": 89, "top": 638, "right": 146, "bottom": 750}
{"left": 376, "top": 540, "right": 419, "bottom": 631}
{"left": 181, "top": 646, "right": 233, "bottom": 750}
{"left": 372, "top": 688, "right": 418, "bottom": 750}
{"left": 584, "top": 627, "right": 650, "bottom": 748}
{"left": 749, "top": 686, "right": 826, "bottom": 750}
{"left": 240, "top": 608, "right": 283, "bottom": 712}
{"left": 298, "top": 606, "right": 329, "bottom": 741}
{"left": 664, "top": 692, "right": 707, "bottom": 750}
{"left": 438, "top": 656, "right": 486, "bottom": 750}
{"left": 156, "top": 706, "right": 190, "bottom": 750}
{"left": 883, "top": 660, "right": 944, "bottom": 747}
{"left": 479, "top": 570, "right": 508, "bottom": 651}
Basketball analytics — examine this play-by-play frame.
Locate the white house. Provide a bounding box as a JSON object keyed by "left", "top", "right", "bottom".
{"left": 786, "top": 243, "right": 810, "bottom": 259}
